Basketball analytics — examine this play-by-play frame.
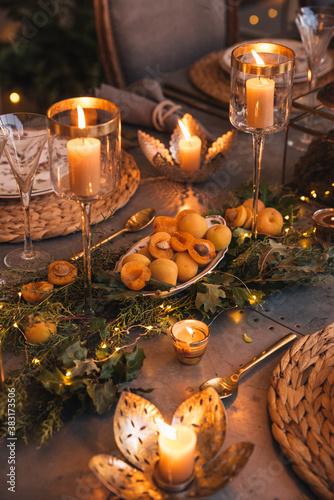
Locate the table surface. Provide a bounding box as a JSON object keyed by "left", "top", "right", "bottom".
{"left": 0, "top": 68, "right": 333, "bottom": 500}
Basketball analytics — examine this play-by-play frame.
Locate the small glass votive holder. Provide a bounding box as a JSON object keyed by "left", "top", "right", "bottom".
{"left": 170, "top": 320, "right": 210, "bottom": 365}
{"left": 312, "top": 208, "right": 334, "bottom": 246}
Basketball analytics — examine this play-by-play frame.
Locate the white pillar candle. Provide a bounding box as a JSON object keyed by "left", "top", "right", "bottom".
{"left": 178, "top": 120, "right": 201, "bottom": 172}
{"left": 157, "top": 420, "right": 197, "bottom": 484}
{"left": 67, "top": 137, "right": 101, "bottom": 197}
{"left": 67, "top": 105, "right": 101, "bottom": 197}
{"left": 246, "top": 76, "right": 275, "bottom": 129}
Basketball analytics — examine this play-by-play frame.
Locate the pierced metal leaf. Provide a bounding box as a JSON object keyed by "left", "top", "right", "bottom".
{"left": 171, "top": 387, "right": 226, "bottom": 472}
{"left": 189, "top": 442, "right": 254, "bottom": 497}
{"left": 204, "top": 129, "right": 237, "bottom": 166}
{"left": 89, "top": 454, "right": 165, "bottom": 500}
{"left": 114, "top": 392, "right": 163, "bottom": 472}
{"left": 138, "top": 130, "right": 174, "bottom": 166}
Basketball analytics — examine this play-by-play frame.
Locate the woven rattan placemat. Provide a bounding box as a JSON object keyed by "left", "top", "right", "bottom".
{"left": 268, "top": 323, "right": 334, "bottom": 500}
{"left": 0, "top": 151, "right": 140, "bottom": 243}
{"left": 189, "top": 50, "right": 334, "bottom": 106}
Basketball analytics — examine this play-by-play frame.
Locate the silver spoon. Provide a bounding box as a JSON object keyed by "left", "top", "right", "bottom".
{"left": 199, "top": 332, "right": 297, "bottom": 399}
{"left": 70, "top": 208, "right": 156, "bottom": 261}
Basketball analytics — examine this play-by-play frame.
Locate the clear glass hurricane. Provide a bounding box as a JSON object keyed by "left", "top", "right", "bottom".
{"left": 230, "top": 43, "right": 295, "bottom": 238}
{"left": 47, "top": 97, "right": 120, "bottom": 316}
{"left": 0, "top": 113, "right": 51, "bottom": 270}
{"left": 296, "top": 6, "right": 334, "bottom": 92}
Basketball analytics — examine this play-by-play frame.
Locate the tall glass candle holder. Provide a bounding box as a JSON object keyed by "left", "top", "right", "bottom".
{"left": 229, "top": 43, "right": 295, "bottom": 237}
{"left": 47, "top": 97, "right": 120, "bottom": 315}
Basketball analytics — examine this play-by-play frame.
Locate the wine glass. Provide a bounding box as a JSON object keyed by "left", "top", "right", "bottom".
{"left": 0, "top": 113, "right": 51, "bottom": 270}
{"left": 230, "top": 43, "right": 295, "bottom": 238}
{"left": 296, "top": 6, "right": 334, "bottom": 92}
{"left": 47, "top": 97, "right": 120, "bottom": 315}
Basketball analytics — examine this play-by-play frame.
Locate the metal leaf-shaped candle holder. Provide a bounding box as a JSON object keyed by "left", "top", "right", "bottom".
{"left": 138, "top": 113, "right": 237, "bottom": 183}
{"left": 89, "top": 387, "right": 253, "bottom": 499}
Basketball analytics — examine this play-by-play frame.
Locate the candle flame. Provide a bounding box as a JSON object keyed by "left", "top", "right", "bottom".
{"left": 307, "top": 69, "right": 312, "bottom": 83}
{"left": 77, "top": 105, "right": 86, "bottom": 129}
{"left": 155, "top": 418, "right": 177, "bottom": 440}
{"left": 186, "top": 326, "right": 195, "bottom": 337}
{"left": 251, "top": 50, "right": 265, "bottom": 66}
{"left": 178, "top": 119, "right": 191, "bottom": 142}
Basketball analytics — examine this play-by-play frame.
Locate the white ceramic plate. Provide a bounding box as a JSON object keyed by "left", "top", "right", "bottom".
{"left": 220, "top": 38, "right": 333, "bottom": 83}
{"left": 0, "top": 144, "right": 52, "bottom": 198}
{"left": 114, "top": 215, "right": 228, "bottom": 297}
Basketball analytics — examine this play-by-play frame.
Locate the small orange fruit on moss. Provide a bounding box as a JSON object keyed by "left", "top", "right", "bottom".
{"left": 22, "top": 281, "right": 53, "bottom": 303}
{"left": 24, "top": 315, "right": 57, "bottom": 344}
{"left": 242, "top": 198, "right": 265, "bottom": 212}
{"left": 48, "top": 261, "right": 77, "bottom": 285}
{"left": 257, "top": 207, "right": 284, "bottom": 236}
{"left": 121, "top": 261, "right": 151, "bottom": 290}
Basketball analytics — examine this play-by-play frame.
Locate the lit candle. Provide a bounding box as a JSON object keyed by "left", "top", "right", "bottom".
{"left": 178, "top": 120, "right": 202, "bottom": 172}
{"left": 171, "top": 320, "right": 210, "bottom": 365}
{"left": 156, "top": 418, "right": 197, "bottom": 485}
{"left": 67, "top": 106, "right": 101, "bottom": 197}
{"left": 312, "top": 208, "right": 334, "bottom": 245}
{"left": 246, "top": 50, "right": 275, "bottom": 129}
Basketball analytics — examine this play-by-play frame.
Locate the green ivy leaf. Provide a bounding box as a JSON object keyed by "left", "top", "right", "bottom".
{"left": 124, "top": 346, "right": 146, "bottom": 381}
{"left": 38, "top": 368, "right": 85, "bottom": 397}
{"left": 70, "top": 359, "right": 100, "bottom": 378}
{"left": 195, "top": 283, "right": 226, "bottom": 313}
{"left": 88, "top": 317, "right": 109, "bottom": 339}
{"left": 85, "top": 380, "right": 117, "bottom": 414}
{"left": 58, "top": 340, "right": 87, "bottom": 368}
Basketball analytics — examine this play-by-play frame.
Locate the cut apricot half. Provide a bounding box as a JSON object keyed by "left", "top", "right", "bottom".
{"left": 170, "top": 231, "right": 194, "bottom": 252}
{"left": 149, "top": 232, "right": 174, "bottom": 259}
{"left": 48, "top": 261, "right": 77, "bottom": 285}
{"left": 188, "top": 238, "right": 216, "bottom": 265}
{"left": 153, "top": 216, "right": 178, "bottom": 235}
{"left": 22, "top": 281, "right": 54, "bottom": 303}
{"left": 225, "top": 205, "right": 247, "bottom": 228}
{"left": 121, "top": 261, "right": 151, "bottom": 290}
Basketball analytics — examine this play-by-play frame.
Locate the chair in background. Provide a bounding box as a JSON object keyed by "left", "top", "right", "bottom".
{"left": 94, "top": 0, "right": 239, "bottom": 88}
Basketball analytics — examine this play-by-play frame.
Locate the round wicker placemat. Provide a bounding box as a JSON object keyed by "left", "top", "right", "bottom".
{"left": 268, "top": 323, "right": 334, "bottom": 500}
{"left": 0, "top": 151, "right": 140, "bottom": 243}
{"left": 189, "top": 50, "right": 334, "bottom": 106}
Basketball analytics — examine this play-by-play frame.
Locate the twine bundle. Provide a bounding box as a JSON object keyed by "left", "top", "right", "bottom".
{"left": 0, "top": 151, "right": 140, "bottom": 243}
{"left": 268, "top": 323, "right": 334, "bottom": 499}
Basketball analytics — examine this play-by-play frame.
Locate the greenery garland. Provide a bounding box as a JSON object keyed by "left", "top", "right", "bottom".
{"left": 0, "top": 181, "right": 333, "bottom": 446}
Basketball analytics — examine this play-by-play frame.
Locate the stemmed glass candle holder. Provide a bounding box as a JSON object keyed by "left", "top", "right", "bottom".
{"left": 47, "top": 97, "right": 120, "bottom": 315}
{"left": 229, "top": 43, "right": 295, "bottom": 238}
{"left": 296, "top": 6, "right": 334, "bottom": 93}
{"left": 0, "top": 113, "right": 51, "bottom": 270}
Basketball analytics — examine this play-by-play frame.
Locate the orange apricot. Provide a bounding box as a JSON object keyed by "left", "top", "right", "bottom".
{"left": 243, "top": 207, "right": 253, "bottom": 230}
{"left": 225, "top": 205, "right": 247, "bottom": 228}
{"left": 121, "top": 261, "right": 151, "bottom": 290}
{"left": 170, "top": 231, "right": 194, "bottom": 252}
{"left": 175, "top": 208, "right": 199, "bottom": 223}
{"left": 149, "top": 232, "right": 174, "bottom": 259}
{"left": 153, "top": 216, "right": 178, "bottom": 235}
{"left": 242, "top": 198, "right": 265, "bottom": 212}
{"left": 21, "top": 281, "right": 54, "bottom": 303}
{"left": 188, "top": 238, "right": 216, "bottom": 265}
{"left": 48, "top": 261, "right": 77, "bottom": 285}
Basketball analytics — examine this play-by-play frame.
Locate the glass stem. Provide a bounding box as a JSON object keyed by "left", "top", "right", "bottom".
{"left": 81, "top": 201, "right": 94, "bottom": 316}
{"left": 21, "top": 190, "right": 34, "bottom": 258}
{"left": 251, "top": 133, "right": 265, "bottom": 239}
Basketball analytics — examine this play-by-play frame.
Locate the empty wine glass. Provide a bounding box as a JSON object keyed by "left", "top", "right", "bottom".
{"left": 47, "top": 97, "right": 120, "bottom": 315}
{"left": 296, "top": 6, "right": 334, "bottom": 92}
{"left": 0, "top": 113, "right": 51, "bottom": 270}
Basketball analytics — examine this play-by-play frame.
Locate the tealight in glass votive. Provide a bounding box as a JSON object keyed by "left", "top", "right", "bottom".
{"left": 312, "top": 208, "right": 334, "bottom": 246}
{"left": 47, "top": 97, "right": 120, "bottom": 315}
{"left": 229, "top": 43, "right": 295, "bottom": 237}
{"left": 171, "top": 320, "right": 210, "bottom": 365}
